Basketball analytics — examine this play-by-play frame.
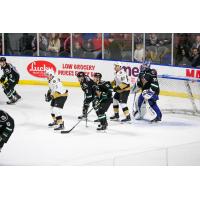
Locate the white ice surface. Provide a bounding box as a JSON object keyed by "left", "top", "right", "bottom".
{"left": 0, "top": 85, "right": 200, "bottom": 165}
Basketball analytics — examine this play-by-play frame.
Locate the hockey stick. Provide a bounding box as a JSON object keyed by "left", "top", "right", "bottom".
{"left": 61, "top": 107, "right": 94, "bottom": 134}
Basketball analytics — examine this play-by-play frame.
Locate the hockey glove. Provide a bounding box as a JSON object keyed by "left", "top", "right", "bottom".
{"left": 0, "top": 77, "right": 5, "bottom": 83}
{"left": 3, "top": 82, "right": 9, "bottom": 89}
{"left": 100, "top": 92, "right": 107, "bottom": 101}
{"left": 45, "top": 90, "right": 52, "bottom": 102}
{"left": 93, "top": 98, "right": 100, "bottom": 110}
{"left": 142, "top": 89, "right": 154, "bottom": 100}
{"left": 113, "top": 86, "right": 120, "bottom": 92}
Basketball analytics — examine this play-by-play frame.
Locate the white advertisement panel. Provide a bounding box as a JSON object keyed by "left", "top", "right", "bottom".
{"left": 1, "top": 56, "right": 200, "bottom": 86}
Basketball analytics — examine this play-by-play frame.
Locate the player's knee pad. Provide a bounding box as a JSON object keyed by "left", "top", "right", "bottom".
{"left": 120, "top": 103, "right": 128, "bottom": 109}
{"left": 113, "top": 98, "right": 119, "bottom": 106}
{"left": 52, "top": 107, "right": 63, "bottom": 117}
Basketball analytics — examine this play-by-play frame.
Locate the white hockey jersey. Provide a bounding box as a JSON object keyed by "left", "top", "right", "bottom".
{"left": 112, "top": 68, "right": 130, "bottom": 92}
{"left": 114, "top": 68, "right": 130, "bottom": 86}
{"left": 48, "top": 76, "right": 67, "bottom": 98}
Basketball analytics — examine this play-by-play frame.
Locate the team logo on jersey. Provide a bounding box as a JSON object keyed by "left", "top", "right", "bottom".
{"left": 27, "top": 60, "right": 56, "bottom": 78}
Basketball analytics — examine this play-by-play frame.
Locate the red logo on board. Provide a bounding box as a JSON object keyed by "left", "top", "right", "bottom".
{"left": 27, "top": 60, "right": 56, "bottom": 78}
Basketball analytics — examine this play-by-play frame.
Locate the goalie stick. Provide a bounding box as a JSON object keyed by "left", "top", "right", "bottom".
{"left": 61, "top": 107, "right": 94, "bottom": 134}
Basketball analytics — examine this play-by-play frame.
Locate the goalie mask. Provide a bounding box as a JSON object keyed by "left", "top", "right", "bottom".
{"left": 140, "top": 61, "right": 151, "bottom": 72}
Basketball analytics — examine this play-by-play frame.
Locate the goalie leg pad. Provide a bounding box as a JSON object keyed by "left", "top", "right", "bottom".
{"left": 148, "top": 97, "right": 162, "bottom": 120}
{"left": 133, "top": 94, "right": 146, "bottom": 119}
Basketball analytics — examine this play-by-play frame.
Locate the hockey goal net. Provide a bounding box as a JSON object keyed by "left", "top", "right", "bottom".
{"left": 158, "top": 75, "right": 200, "bottom": 116}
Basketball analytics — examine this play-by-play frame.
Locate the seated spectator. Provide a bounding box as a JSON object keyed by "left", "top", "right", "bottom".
{"left": 146, "top": 33, "right": 170, "bottom": 64}
{"left": 4, "top": 34, "right": 14, "bottom": 55}
{"left": 73, "top": 41, "right": 84, "bottom": 58}
{"left": 174, "top": 34, "right": 193, "bottom": 66}
{"left": 47, "top": 33, "right": 61, "bottom": 56}
{"left": 19, "top": 33, "right": 34, "bottom": 56}
{"left": 176, "top": 46, "right": 191, "bottom": 66}
{"left": 134, "top": 43, "right": 144, "bottom": 62}
{"left": 32, "top": 33, "right": 48, "bottom": 56}
{"left": 91, "top": 33, "right": 102, "bottom": 59}
{"left": 106, "top": 34, "right": 122, "bottom": 60}
{"left": 60, "top": 34, "right": 70, "bottom": 57}
{"left": 192, "top": 35, "right": 200, "bottom": 52}
{"left": 190, "top": 48, "right": 200, "bottom": 67}
{"left": 83, "top": 40, "right": 95, "bottom": 58}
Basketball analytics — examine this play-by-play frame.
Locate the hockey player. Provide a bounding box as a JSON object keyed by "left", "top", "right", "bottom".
{"left": 0, "top": 57, "right": 21, "bottom": 104}
{"left": 45, "top": 69, "right": 68, "bottom": 131}
{"left": 110, "top": 62, "right": 131, "bottom": 122}
{"left": 93, "top": 72, "right": 113, "bottom": 130}
{"left": 76, "top": 71, "right": 96, "bottom": 119}
{"left": 133, "top": 61, "right": 162, "bottom": 122}
{"left": 0, "top": 110, "right": 15, "bottom": 152}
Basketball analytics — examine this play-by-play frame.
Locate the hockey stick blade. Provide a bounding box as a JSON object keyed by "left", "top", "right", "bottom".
{"left": 60, "top": 107, "right": 94, "bottom": 134}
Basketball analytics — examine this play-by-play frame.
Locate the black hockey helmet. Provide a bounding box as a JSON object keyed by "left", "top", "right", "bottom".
{"left": 94, "top": 72, "right": 102, "bottom": 80}
{"left": 0, "top": 57, "right": 6, "bottom": 62}
{"left": 76, "top": 71, "right": 85, "bottom": 78}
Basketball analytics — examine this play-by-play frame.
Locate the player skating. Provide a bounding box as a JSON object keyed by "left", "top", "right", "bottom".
{"left": 110, "top": 62, "right": 131, "bottom": 122}
{"left": 76, "top": 71, "right": 96, "bottom": 120}
{"left": 93, "top": 72, "right": 113, "bottom": 131}
{"left": 45, "top": 69, "right": 68, "bottom": 131}
{"left": 0, "top": 57, "right": 21, "bottom": 104}
{"left": 132, "top": 61, "right": 162, "bottom": 122}
{"left": 0, "top": 110, "right": 15, "bottom": 152}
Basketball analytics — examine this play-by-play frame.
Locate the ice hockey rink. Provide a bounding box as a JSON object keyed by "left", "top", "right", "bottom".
{"left": 0, "top": 85, "right": 200, "bottom": 166}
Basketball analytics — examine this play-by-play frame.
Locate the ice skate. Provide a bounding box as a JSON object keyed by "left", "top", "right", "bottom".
{"left": 54, "top": 122, "right": 64, "bottom": 131}
{"left": 121, "top": 114, "right": 131, "bottom": 123}
{"left": 110, "top": 113, "right": 119, "bottom": 121}
{"left": 48, "top": 121, "right": 57, "bottom": 127}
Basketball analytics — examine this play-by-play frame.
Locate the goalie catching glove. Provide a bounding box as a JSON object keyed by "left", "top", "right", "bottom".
{"left": 142, "top": 89, "right": 154, "bottom": 100}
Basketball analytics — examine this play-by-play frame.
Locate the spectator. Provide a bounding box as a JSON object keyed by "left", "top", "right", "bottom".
{"left": 192, "top": 35, "right": 200, "bottom": 52}
{"left": 176, "top": 46, "right": 191, "bottom": 66}
{"left": 190, "top": 48, "right": 200, "bottom": 67}
{"left": 146, "top": 33, "right": 170, "bottom": 64}
{"left": 73, "top": 41, "right": 84, "bottom": 58}
{"left": 4, "top": 34, "right": 14, "bottom": 55}
{"left": 32, "top": 33, "right": 48, "bottom": 56}
{"left": 175, "top": 34, "right": 192, "bottom": 66}
{"left": 92, "top": 33, "right": 102, "bottom": 58}
{"left": 60, "top": 33, "right": 70, "bottom": 57}
{"left": 19, "top": 33, "right": 34, "bottom": 56}
{"left": 106, "top": 34, "right": 122, "bottom": 60}
{"left": 83, "top": 40, "right": 95, "bottom": 58}
{"left": 134, "top": 43, "right": 144, "bottom": 62}
{"left": 47, "top": 33, "right": 60, "bottom": 56}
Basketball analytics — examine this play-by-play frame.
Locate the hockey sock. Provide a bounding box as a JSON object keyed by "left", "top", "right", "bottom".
{"left": 122, "top": 107, "right": 130, "bottom": 116}
{"left": 113, "top": 105, "right": 119, "bottom": 114}
{"left": 98, "top": 114, "right": 106, "bottom": 125}
{"left": 51, "top": 114, "right": 56, "bottom": 122}
{"left": 56, "top": 116, "right": 63, "bottom": 125}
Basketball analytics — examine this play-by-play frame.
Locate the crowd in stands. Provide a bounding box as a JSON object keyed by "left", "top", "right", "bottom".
{"left": 174, "top": 34, "right": 200, "bottom": 67}
{"left": 0, "top": 33, "right": 200, "bottom": 68}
